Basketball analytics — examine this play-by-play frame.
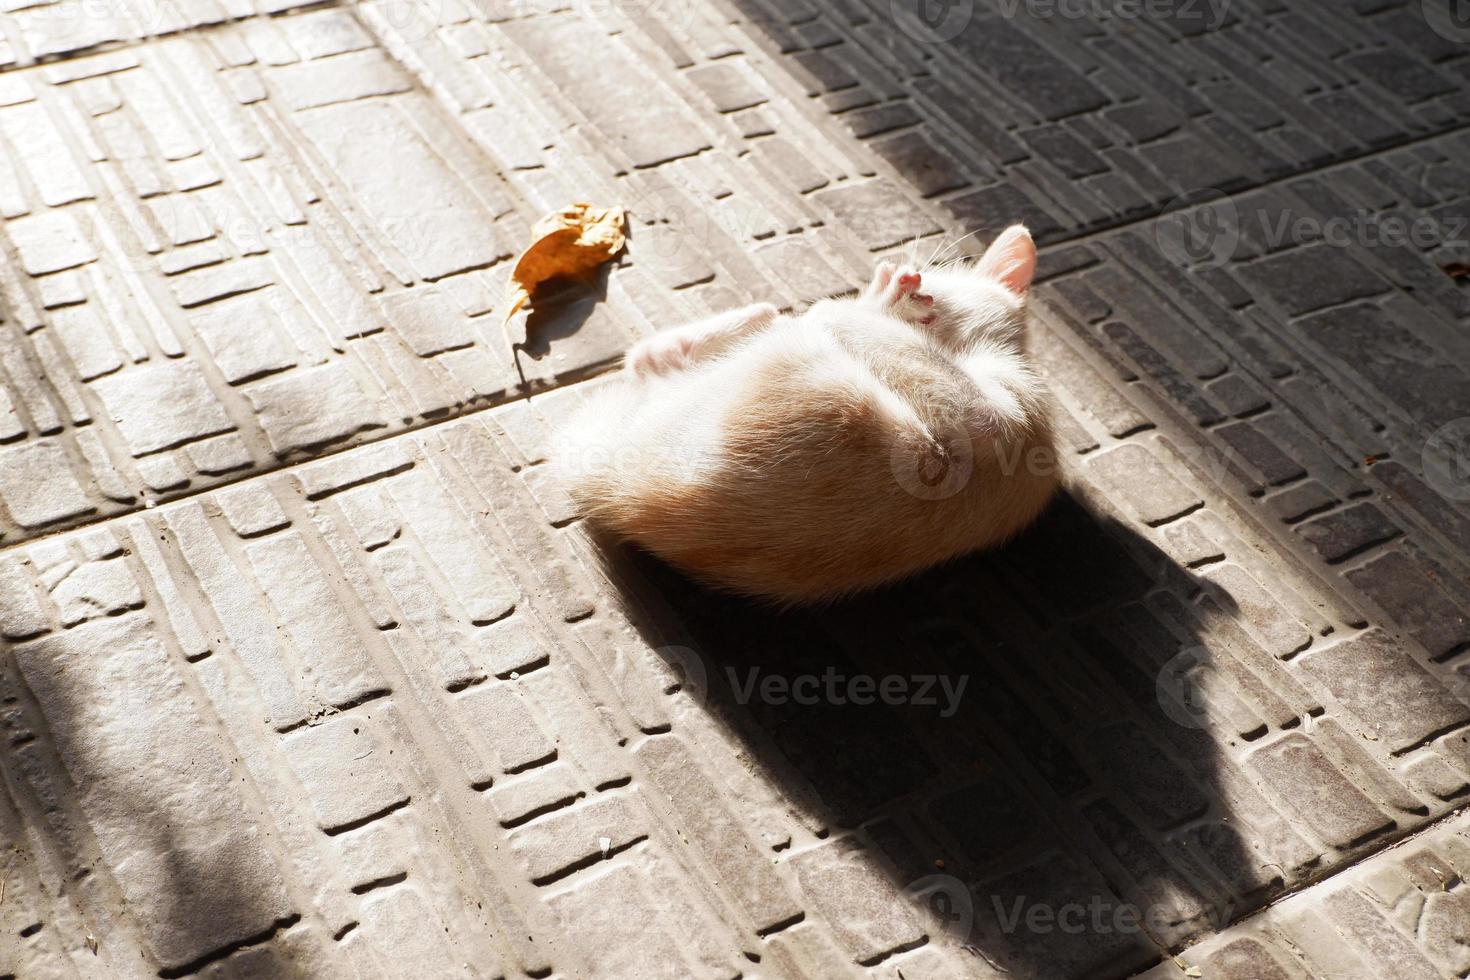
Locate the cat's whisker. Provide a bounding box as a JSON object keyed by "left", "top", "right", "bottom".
{"left": 925, "top": 229, "right": 985, "bottom": 272}
{"left": 920, "top": 234, "right": 952, "bottom": 272}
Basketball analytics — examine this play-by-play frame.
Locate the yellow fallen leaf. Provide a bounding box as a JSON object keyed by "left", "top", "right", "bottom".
{"left": 503, "top": 202, "right": 626, "bottom": 345}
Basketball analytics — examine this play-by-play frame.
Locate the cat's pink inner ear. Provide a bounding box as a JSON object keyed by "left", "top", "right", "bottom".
{"left": 978, "top": 225, "right": 1037, "bottom": 295}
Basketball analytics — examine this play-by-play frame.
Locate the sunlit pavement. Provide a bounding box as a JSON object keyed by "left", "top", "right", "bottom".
{"left": 2, "top": 2, "right": 1469, "bottom": 977}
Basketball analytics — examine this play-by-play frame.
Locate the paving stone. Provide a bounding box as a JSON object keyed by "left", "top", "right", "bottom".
{"left": 91, "top": 359, "right": 235, "bottom": 457}
{"left": 1298, "top": 630, "right": 1469, "bottom": 753}
{"left": 285, "top": 715, "right": 408, "bottom": 832}
{"left": 635, "top": 733, "right": 803, "bottom": 932}
{"left": 1267, "top": 480, "right": 1338, "bottom": 524}
{"left": 247, "top": 531, "right": 388, "bottom": 708}
{"left": 500, "top": 15, "right": 710, "bottom": 169}
{"left": 8, "top": 208, "right": 96, "bottom": 274}
{"left": 295, "top": 100, "right": 505, "bottom": 280}
{"left": 1346, "top": 550, "right": 1470, "bottom": 659}
{"left": 543, "top": 863, "right": 717, "bottom": 980}
{"left": 972, "top": 848, "right": 1155, "bottom": 978}
{"left": 1298, "top": 301, "right": 1470, "bottom": 432}
{"left": 216, "top": 482, "right": 290, "bottom": 539}
{"left": 1084, "top": 719, "right": 1210, "bottom": 828}
{"left": 351, "top": 884, "right": 474, "bottom": 977}
{"left": 486, "top": 763, "right": 583, "bottom": 828}
{"left": 685, "top": 61, "right": 769, "bottom": 113}
{"left": 509, "top": 794, "right": 645, "bottom": 885}
{"left": 1, "top": 0, "right": 321, "bottom": 66}
{"left": 1248, "top": 733, "right": 1393, "bottom": 849}
{"left": 244, "top": 363, "right": 383, "bottom": 458}
{"left": 791, "top": 838, "right": 926, "bottom": 965}
{"left": 1295, "top": 502, "right": 1402, "bottom": 562}
{"left": 1204, "top": 563, "right": 1313, "bottom": 658}
{"left": 51, "top": 555, "right": 142, "bottom": 626}
{"left": 1081, "top": 799, "right": 1213, "bottom": 937}
{"left": 0, "top": 438, "right": 92, "bottom": 529}
{"left": 4, "top": 2, "right": 1470, "bottom": 977}
{"left": 0, "top": 556, "right": 49, "bottom": 639}
{"left": 455, "top": 680, "right": 556, "bottom": 777}
{"left": 1085, "top": 442, "right": 1202, "bottom": 527}
{"left": 12, "top": 614, "right": 294, "bottom": 971}
{"left": 1199, "top": 937, "right": 1296, "bottom": 980}
{"left": 0, "top": 16, "right": 603, "bottom": 545}
{"left": 812, "top": 179, "right": 943, "bottom": 251}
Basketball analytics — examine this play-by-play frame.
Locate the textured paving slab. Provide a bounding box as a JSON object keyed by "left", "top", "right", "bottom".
{"left": 0, "top": 399, "right": 981, "bottom": 979}
{"left": 1135, "top": 809, "right": 1470, "bottom": 979}
{"left": 3, "top": 1, "right": 1470, "bottom": 978}
{"left": 0, "top": 0, "right": 321, "bottom": 69}
{"left": 0, "top": 8, "right": 648, "bottom": 547}
{"left": 364, "top": 0, "right": 1470, "bottom": 243}
{"left": 725, "top": 0, "right": 1470, "bottom": 238}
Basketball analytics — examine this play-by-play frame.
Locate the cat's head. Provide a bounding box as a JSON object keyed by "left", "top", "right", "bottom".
{"left": 918, "top": 224, "right": 1037, "bottom": 348}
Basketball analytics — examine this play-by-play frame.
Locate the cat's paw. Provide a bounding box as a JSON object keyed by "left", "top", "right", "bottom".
{"left": 865, "top": 260, "right": 898, "bottom": 299}
{"left": 627, "top": 333, "right": 695, "bottom": 377}
{"left": 872, "top": 264, "right": 936, "bottom": 324}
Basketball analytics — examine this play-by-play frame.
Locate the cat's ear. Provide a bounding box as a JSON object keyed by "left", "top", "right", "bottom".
{"left": 977, "top": 224, "right": 1036, "bottom": 295}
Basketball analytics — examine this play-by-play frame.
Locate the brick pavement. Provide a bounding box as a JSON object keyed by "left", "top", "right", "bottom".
{"left": 1, "top": 1, "right": 1469, "bottom": 977}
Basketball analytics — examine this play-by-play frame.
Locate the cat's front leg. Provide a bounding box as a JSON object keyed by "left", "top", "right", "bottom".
{"left": 627, "top": 302, "right": 779, "bottom": 377}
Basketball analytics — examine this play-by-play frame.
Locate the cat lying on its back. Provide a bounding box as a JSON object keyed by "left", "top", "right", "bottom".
{"left": 555, "top": 225, "right": 1059, "bottom": 604}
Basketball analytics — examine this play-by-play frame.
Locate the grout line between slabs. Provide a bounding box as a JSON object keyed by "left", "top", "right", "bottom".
{"left": 1130, "top": 796, "right": 1470, "bottom": 977}
{"left": 3, "top": 6, "right": 1468, "bottom": 553}
{"left": 0, "top": 355, "right": 619, "bottom": 558}
{"left": 1030, "top": 120, "right": 1470, "bottom": 255}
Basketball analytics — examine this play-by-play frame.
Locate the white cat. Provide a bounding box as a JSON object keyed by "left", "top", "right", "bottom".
{"left": 555, "top": 225, "right": 1059, "bottom": 604}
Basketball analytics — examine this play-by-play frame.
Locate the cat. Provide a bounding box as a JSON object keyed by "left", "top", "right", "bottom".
{"left": 554, "top": 224, "right": 1059, "bottom": 604}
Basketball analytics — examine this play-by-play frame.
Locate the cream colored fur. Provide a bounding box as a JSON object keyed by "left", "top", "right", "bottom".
{"left": 555, "top": 225, "right": 1060, "bottom": 604}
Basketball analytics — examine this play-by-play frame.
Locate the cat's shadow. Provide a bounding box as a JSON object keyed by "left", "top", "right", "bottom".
{"left": 596, "top": 491, "right": 1258, "bottom": 978}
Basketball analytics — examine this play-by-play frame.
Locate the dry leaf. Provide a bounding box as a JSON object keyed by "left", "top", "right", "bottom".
{"left": 503, "top": 202, "right": 626, "bottom": 347}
